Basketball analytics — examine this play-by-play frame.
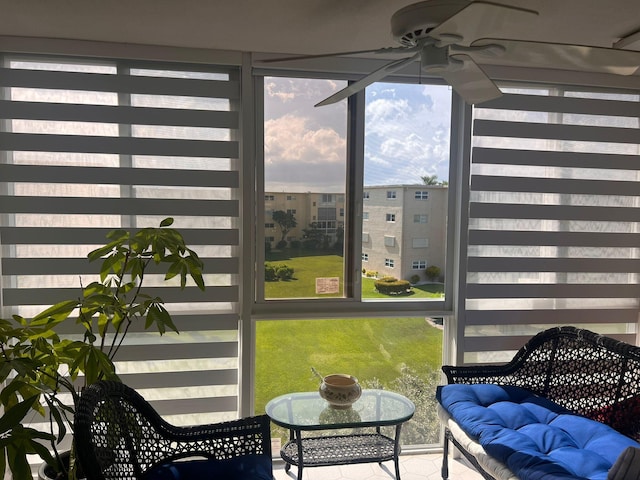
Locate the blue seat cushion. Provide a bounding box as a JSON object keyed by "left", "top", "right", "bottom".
{"left": 141, "top": 455, "right": 272, "bottom": 480}
{"left": 437, "top": 384, "right": 640, "bottom": 480}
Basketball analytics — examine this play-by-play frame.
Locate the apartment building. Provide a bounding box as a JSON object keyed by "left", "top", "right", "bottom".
{"left": 264, "top": 185, "right": 447, "bottom": 283}
{"left": 362, "top": 185, "right": 447, "bottom": 282}
{"left": 264, "top": 192, "right": 346, "bottom": 246}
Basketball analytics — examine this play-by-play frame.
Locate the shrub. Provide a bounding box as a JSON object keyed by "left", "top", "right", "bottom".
{"left": 362, "top": 268, "right": 366, "bottom": 274}
{"left": 276, "top": 239, "right": 287, "bottom": 250}
{"left": 374, "top": 278, "right": 411, "bottom": 295}
{"left": 265, "top": 263, "right": 277, "bottom": 281}
{"left": 409, "top": 274, "right": 420, "bottom": 284}
{"left": 275, "top": 264, "right": 294, "bottom": 280}
{"left": 264, "top": 241, "right": 271, "bottom": 253}
{"left": 425, "top": 265, "right": 441, "bottom": 281}
{"left": 365, "top": 270, "right": 378, "bottom": 278}
{"left": 290, "top": 240, "right": 301, "bottom": 249}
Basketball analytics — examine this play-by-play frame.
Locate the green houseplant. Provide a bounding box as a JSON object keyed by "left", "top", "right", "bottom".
{"left": 0, "top": 218, "right": 205, "bottom": 479}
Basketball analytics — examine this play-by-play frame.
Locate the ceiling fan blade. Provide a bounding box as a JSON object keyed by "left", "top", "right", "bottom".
{"left": 429, "top": 1, "right": 538, "bottom": 46}
{"left": 260, "top": 46, "right": 416, "bottom": 64}
{"left": 315, "top": 53, "right": 420, "bottom": 107}
{"left": 469, "top": 39, "right": 640, "bottom": 75}
{"left": 436, "top": 55, "right": 502, "bottom": 105}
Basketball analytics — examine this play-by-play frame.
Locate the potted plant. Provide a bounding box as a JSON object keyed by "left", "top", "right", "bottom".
{"left": 0, "top": 218, "right": 205, "bottom": 479}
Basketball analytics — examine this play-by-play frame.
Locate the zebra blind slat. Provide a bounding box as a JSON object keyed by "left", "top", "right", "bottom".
{"left": 0, "top": 227, "right": 239, "bottom": 245}
{"left": 0, "top": 164, "right": 239, "bottom": 188}
{"left": 471, "top": 175, "right": 640, "bottom": 196}
{"left": 464, "top": 88, "right": 640, "bottom": 364}
{"left": 468, "top": 230, "right": 640, "bottom": 247}
{"left": 2, "top": 257, "right": 239, "bottom": 275}
{"left": 465, "top": 309, "right": 640, "bottom": 326}
{"left": 0, "top": 132, "right": 239, "bottom": 157}
{"left": 467, "top": 257, "right": 640, "bottom": 273}
{"left": 472, "top": 148, "right": 640, "bottom": 170}
{"left": 474, "top": 120, "right": 640, "bottom": 143}
{"left": 0, "top": 67, "right": 240, "bottom": 98}
{"left": 0, "top": 99, "right": 239, "bottom": 128}
{"left": 0, "top": 196, "right": 239, "bottom": 216}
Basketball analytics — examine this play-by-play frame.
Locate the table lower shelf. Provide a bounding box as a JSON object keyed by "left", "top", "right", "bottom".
{"left": 281, "top": 433, "right": 396, "bottom": 467}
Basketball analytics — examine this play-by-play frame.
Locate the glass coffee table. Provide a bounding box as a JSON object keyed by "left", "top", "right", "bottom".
{"left": 265, "top": 389, "right": 415, "bottom": 480}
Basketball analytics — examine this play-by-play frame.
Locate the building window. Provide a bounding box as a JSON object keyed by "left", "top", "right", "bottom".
{"left": 265, "top": 194, "right": 275, "bottom": 201}
{"left": 412, "top": 260, "right": 427, "bottom": 269}
{"left": 415, "top": 191, "right": 429, "bottom": 200}
{"left": 414, "top": 214, "right": 428, "bottom": 224}
{"left": 363, "top": 191, "right": 370, "bottom": 199}
{"left": 265, "top": 223, "right": 275, "bottom": 229}
{"left": 384, "top": 236, "right": 396, "bottom": 247}
{"left": 362, "top": 253, "right": 369, "bottom": 262}
{"left": 387, "top": 191, "right": 397, "bottom": 199}
{"left": 362, "top": 233, "right": 370, "bottom": 242}
{"left": 286, "top": 195, "right": 296, "bottom": 200}
{"left": 386, "top": 213, "right": 396, "bottom": 222}
{"left": 385, "top": 258, "right": 395, "bottom": 268}
{"left": 412, "top": 238, "right": 429, "bottom": 248}
{"left": 339, "top": 208, "right": 344, "bottom": 217}
{"left": 363, "top": 212, "right": 369, "bottom": 220}
{"left": 287, "top": 209, "right": 296, "bottom": 215}
{"left": 266, "top": 236, "right": 275, "bottom": 243}
{"left": 321, "top": 194, "right": 334, "bottom": 203}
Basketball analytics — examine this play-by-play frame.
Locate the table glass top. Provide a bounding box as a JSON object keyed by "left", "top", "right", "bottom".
{"left": 265, "top": 389, "right": 415, "bottom": 430}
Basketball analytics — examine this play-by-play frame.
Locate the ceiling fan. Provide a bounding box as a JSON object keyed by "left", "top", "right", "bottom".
{"left": 261, "top": 0, "right": 640, "bottom": 106}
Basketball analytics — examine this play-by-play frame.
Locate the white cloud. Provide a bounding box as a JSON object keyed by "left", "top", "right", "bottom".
{"left": 265, "top": 114, "right": 346, "bottom": 191}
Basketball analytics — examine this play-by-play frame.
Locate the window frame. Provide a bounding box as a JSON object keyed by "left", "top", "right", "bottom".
{"left": 251, "top": 73, "right": 455, "bottom": 317}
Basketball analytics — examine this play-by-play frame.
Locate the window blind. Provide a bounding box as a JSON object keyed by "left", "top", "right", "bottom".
{"left": 463, "top": 88, "right": 640, "bottom": 363}
{"left": 0, "top": 54, "right": 242, "bottom": 433}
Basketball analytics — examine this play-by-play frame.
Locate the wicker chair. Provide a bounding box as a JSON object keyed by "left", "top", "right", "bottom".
{"left": 74, "top": 381, "right": 273, "bottom": 480}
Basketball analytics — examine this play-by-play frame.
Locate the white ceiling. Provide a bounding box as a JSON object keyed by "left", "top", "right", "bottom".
{"left": 1, "top": 0, "right": 639, "bottom": 56}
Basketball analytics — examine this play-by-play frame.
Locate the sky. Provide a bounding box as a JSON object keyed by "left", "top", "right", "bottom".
{"left": 264, "top": 77, "right": 452, "bottom": 193}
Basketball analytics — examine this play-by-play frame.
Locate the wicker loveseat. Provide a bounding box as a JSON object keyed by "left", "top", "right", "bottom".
{"left": 74, "top": 381, "right": 273, "bottom": 480}
{"left": 437, "top": 326, "right": 640, "bottom": 480}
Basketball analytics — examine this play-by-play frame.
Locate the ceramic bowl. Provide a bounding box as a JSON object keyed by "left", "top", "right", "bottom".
{"left": 319, "top": 374, "right": 362, "bottom": 409}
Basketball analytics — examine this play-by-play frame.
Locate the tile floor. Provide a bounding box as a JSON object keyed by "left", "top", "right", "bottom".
{"left": 272, "top": 452, "right": 484, "bottom": 480}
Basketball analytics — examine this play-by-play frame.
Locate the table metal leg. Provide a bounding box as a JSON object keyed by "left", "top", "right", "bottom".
{"left": 394, "top": 424, "right": 403, "bottom": 480}
{"left": 294, "top": 429, "right": 304, "bottom": 480}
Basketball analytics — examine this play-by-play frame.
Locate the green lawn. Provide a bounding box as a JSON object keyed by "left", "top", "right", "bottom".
{"left": 265, "top": 251, "right": 445, "bottom": 299}
{"left": 254, "top": 317, "right": 443, "bottom": 414}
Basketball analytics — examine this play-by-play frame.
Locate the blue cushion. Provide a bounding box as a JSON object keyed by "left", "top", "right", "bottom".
{"left": 142, "top": 455, "right": 273, "bottom": 480}
{"left": 437, "top": 384, "right": 640, "bottom": 480}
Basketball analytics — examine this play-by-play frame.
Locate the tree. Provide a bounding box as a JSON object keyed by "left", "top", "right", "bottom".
{"left": 421, "top": 174, "right": 448, "bottom": 186}
{"left": 272, "top": 210, "right": 297, "bottom": 243}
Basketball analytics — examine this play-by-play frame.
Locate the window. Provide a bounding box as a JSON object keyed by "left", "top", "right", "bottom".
{"left": 386, "top": 213, "right": 396, "bottom": 222}
{"left": 257, "top": 79, "right": 452, "bottom": 449}
{"left": 384, "top": 236, "right": 396, "bottom": 247}
{"left": 415, "top": 191, "right": 429, "bottom": 200}
{"left": 262, "top": 77, "right": 347, "bottom": 299}
{"left": 414, "top": 215, "right": 428, "bottom": 223}
{"left": 1, "top": 55, "right": 241, "bottom": 440}
{"left": 413, "top": 238, "right": 429, "bottom": 248}
{"left": 464, "top": 86, "right": 640, "bottom": 363}
{"left": 265, "top": 194, "right": 275, "bottom": 201}
{"left": 265, "top": 236, "right": 275, "bottom": 242}
{"left": 387, "top": 190, "right": 397, "bottom": 199}
{"left": 265, "top": 223, "right": 275, "bottom": 229}
{"left": 412, "top": 260, "right": 427, "bottom": 269}
{"left": 287, "top": 195, "right": 296, "bottom": 200}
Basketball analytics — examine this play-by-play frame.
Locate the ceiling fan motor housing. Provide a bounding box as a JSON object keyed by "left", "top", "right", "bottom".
{"left": 391, "top": 0, "right": 469, "bottom": 46}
